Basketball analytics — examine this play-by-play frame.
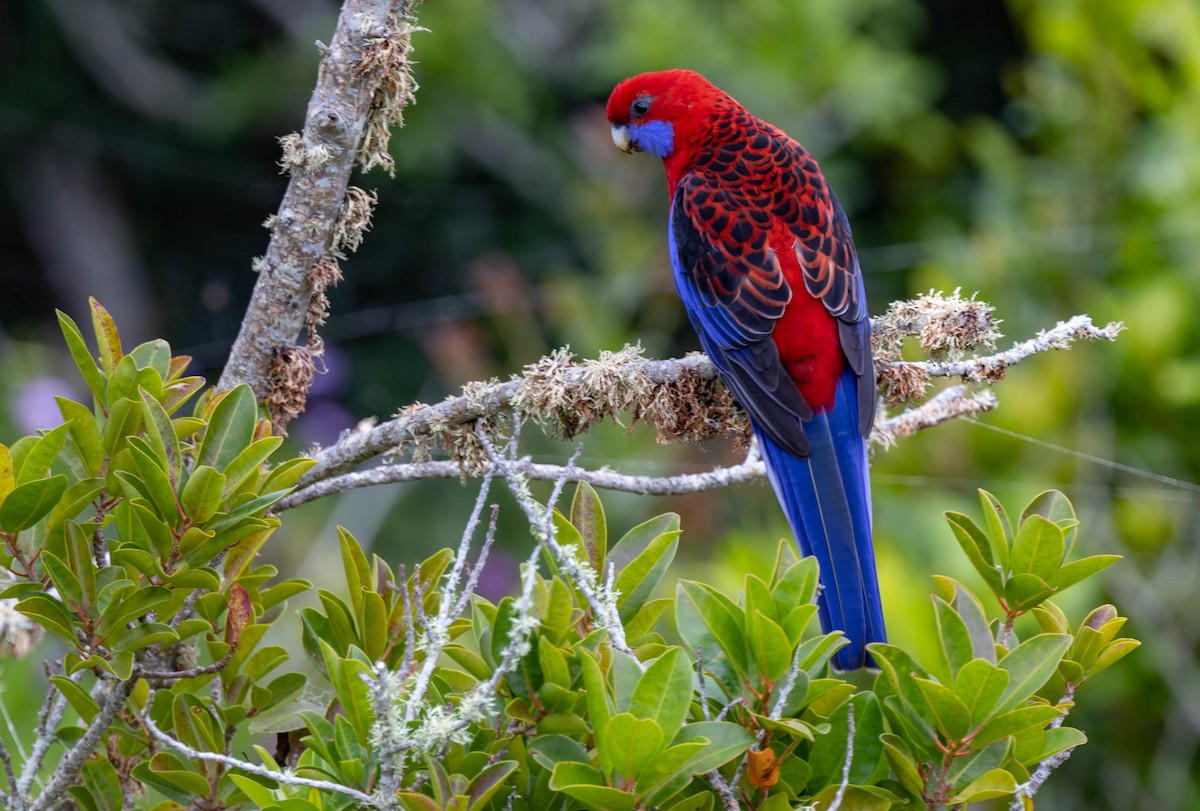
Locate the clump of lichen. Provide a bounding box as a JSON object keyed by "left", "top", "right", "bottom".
{"left": 267, "top": 345, "right": 317, "bottom": 430}
{"left": 356, "top": 5, "right": 424, "bottom": 176}
{"left": 873, "top": 288, "right": 1001, "bottom": 362}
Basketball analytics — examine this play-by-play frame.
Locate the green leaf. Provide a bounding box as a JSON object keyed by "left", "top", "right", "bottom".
{"left": 180, "top": 466, "right": 226, "bottom": 524}
{"left": 915, "top": 676, "right": 972, "bottom": 740}
{"left": 995, "top": 634, "right": 1072, "bottom": 713}
{"left": 51, "top": 675, "right": 100, "bottom": 723}
{"left": 933, "top": 595, "right": 973, "bottom": 681}
{"left": 1021, "top": 489, "right": 1078, "bottom": 552}
{"left": 579, "top": 648, "right": 612, "bottom": 739}
{"left": 467, "top": 761, "right": 518, "bottom": 811}
{"left": 528, "top": 734, "right": 590, "bottom": 771}
{"left": 628, "top": 647, "right": 694, "bottom": 743}
{"left": 221, "top": 437, "right": 284, "bottom": 497}
{"left": 15, "top": 594, "right": 78, "bottom": 647}
{"left": 197, "top": 386, "right": 258, "bottom": 472}
{"left": 140, "top": 388, "right": 182, "bottom": 484}
{"left": 1027, "top": 726, "right": 1087, "bottom": 763}
{"left": 945, "top": 511, "right": 1004, "bottom": 595}
{"left": 675, "top": 580, "right": 747, "bottom": 681}
{"left": 672, "top": 721, "right": 755, "bottom": 774}
{"left": 570, "top": 481, "right": 606, "bottom": 571}
{"left": 613, "top": 529, "right": 679, "bottom": 623}
{"left": 548, "top": 763, "right": 635, "bottom": 811}
{"left": 1048, "top": 554, "right": 1121, "bottom": 592}
{"left": 57, "top": 310, "right": 106, "bottom": 402}
{"left": 748, "top": 609, "right": 792, "bottom": 682}
{"left": 808, "top": 692, "right": 885, "bottom": 789}
{"left": 951, "top": 768, "right": 1018, "bottom": 804}
{"left": 1004, "top": 572, "right": 1055, "bottom": 612}
{"left": 971, "top": 704, "right": 1064, "bottom": 750}
{"left": 954, "top": 658, "right": 1009, "bottom": 727}
{"left": 0, "top": 475, "right": 68, "bottom": 532}
{"left": 96, "top": 586, "right": 173, "bottom": 639}
{"left": 599, "top": 712, "right": 663, "bottom": 780}
{"left": 1089, "top": 637, "right": 1141, "bottom": 678}
{"left": 807, "top": 786, "right": 895, "bottom": 811}
{"left": 261, "top": 457, "right": 317, "bottom": 492}
{"left": 772, "top": 555, "right": 820, "bottom": 610}
{"left": 79, "top": 756, "right": 124, "bottom": 811}
{"left": 1010, "top": 514, "right": 1065, "bottom": 578}
{"left": 979, "top": 489, "right": 1013, "bottom": 569}
{"left": 637, "top": 741, "right": 710, "bottom": 805}
{"left": 90, "top": 297, "right": 123, "bottom": 373}
{"left": 626, "top": 598, "right": 671, "bottom": 640}
{"left": 127, "top": 441, "right": 179, "bottom": 520}
{"left": 101, "top": 399, "right": 142, "bottom": 457}
{"left": 56, "top": 398, "right": 104, "bottom": 478}
{"left": 41, "top": 552, "right": 83, "bottom": 612}
{"left": 947, "top": 738, "right": 1010, "bottom": 791}
{"left": 17, "top": 423, "right": 70, "bottom": 485}
{"left": 881, "top": 733, "right": 925, "bottom": 797}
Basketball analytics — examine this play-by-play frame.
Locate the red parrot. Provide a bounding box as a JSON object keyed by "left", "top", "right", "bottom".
{"left": 607, "top": 69, "right": 884, "bottom": 669}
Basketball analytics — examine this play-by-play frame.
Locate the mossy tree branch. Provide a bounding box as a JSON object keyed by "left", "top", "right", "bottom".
{"left": 219, "top": 0, "right": 422, "bottom": 429}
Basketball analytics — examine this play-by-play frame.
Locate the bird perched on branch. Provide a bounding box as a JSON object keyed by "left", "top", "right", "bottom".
{"left": 607, "top": 69, "right": 884, "bottom": 669}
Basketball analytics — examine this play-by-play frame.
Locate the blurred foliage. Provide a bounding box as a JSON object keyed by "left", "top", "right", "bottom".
{"left": 1, "top": 0, "right": 1198, "bottom": 807}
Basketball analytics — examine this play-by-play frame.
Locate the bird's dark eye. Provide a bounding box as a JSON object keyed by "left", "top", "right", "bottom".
{"left": 631, "top": 96, "right": 652, "bottom": 117}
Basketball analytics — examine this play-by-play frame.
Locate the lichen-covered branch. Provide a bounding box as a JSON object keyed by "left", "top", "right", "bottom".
{"left": 286, "top": 310, "right": 1121, "bottom": 505}
{"left": 219, "top": 0, "right": 423, "bottom": 428}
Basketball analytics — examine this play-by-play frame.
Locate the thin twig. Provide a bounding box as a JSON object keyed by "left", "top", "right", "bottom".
{"left": 828, "top": 703, "right": 856, "bottom": 811}
{"left": 136, "top": 695, "right": 373, "bottom": 804}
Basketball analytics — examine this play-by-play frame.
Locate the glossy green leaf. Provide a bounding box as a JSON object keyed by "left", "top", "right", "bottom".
{"left": 197, "top": 385, "right": 258, "bottom": 472}
{"left": 971, "top": 703, "right": 1064, "bottom": 749}
{"left": 1010, "top": 514, "right": 1065, "bottom": 578}
{"left": 222, "top": 437, "right": 284, "bottom": 498}
{"left": 675, "top": 580, "right": 747, "bottom": 681}
{"left": 599, "top": 712, "right": 663, "bottom": 780}
{"left": 915, "top": 676, "right": 972, "bottom": 740}
{"left": 140, "top": 388, "right": 182, "bottom": 483}
{"left": 613, "top": 529, "right": 679, "bottom": 623}
{"left": 933, "top": 595, "right": 972, "bottom": 680}
{"left": 628, "top": 646, "right": 693, "bottom": 743}
{"left": 1048, "top": 554, "right": 1121, "bottom": 592}
{"left": 0, "top": 475, "right": 68, "bottom": 532}
{"left": 945, "top": 511, "right": 1004, "bottom": 594}
{"left": 467, "top": 761, "right": 518, "bottom": 811}
{"left": 951, "top": 768, "right": 1018, "bottom": 803}
{"left": 995, "top": 633, "right": 1071, "bottom": 713}
{"left": 954, "top": 658, "right": 1009, "bottom": 727}
{"left": 528, "top": 734, "right": 590, "bottom": 771}
{"left": 881, "top": 733, "right": 925, "bottom": 797}
{"left": 56, "top": 398, "right": 104, "bottom": 477}
{"left": 570, "top": 481, "right": 606, "bottom": 570}
{"left": 979, "top": 489, "right": 1013, "bottom": 569}
{"left": 17, "top": 423, "right": 70, "bottom": 485}
{"left": 57, "top": 310, "right": 107, "bottom": 402}
{"left": 748, "top": 609, "right": 792, "bottom": 682}
{"left": 96, "top": 586, "right": 173, "bottom": 638}
{"left": 180, "top": 465, "right": 226, "bottom": 524}
{"left": 671, "top": 721, "right": 755, "bottom": 774}
{"left": 549, "top": 762, "right": 635, "bottom": 811}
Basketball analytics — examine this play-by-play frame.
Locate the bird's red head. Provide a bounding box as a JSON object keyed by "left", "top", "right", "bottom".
{"left": 607, "top": 70, "right": 733, "bottom": 184}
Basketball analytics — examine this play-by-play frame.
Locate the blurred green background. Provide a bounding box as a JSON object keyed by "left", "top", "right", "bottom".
{"left": 2, "top": 0, "right": 1198, "bottom": 807}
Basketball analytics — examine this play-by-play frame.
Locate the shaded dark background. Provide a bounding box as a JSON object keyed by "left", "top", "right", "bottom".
{"left": 2, "top": 1, "right": 1198, "bottom": 807}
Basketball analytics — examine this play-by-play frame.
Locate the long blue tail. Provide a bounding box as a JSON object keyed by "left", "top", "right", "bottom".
{"left": 754, "top": 368, "right": 885, "bottom": 670}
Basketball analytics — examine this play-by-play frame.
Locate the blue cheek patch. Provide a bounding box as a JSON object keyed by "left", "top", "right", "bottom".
{"left": 632, "top": 120, "right": 675, "bottom": 157}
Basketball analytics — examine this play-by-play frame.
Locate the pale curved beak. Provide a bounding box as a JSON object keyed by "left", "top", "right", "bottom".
{"left": 611, "top": 124, "right": 638, "bottom": 154}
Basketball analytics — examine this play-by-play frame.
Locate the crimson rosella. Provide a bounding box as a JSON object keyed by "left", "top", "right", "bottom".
{"left": 607, "top": 69, "right": 884, "bottom": 670}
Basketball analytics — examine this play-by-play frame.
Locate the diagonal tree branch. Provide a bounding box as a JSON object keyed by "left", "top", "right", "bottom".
{"left": 219, "top": 0, "right": 423, "bottom": 424}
